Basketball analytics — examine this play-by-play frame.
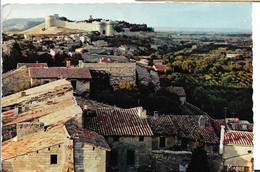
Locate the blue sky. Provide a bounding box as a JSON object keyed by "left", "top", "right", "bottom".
{"left": 2, "top": 3, "right": 252, "bottom": 31}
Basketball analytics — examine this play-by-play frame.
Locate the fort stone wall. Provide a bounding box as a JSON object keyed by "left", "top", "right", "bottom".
{"left": 45, "top": 15, "right": 115, "bottom": 36}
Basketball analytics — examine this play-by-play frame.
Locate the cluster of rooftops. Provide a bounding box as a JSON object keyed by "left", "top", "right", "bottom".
{"left": 2, "top": 79, "right": 253, "bottom": 161}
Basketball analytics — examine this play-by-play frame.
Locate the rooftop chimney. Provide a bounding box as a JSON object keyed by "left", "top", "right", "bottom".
{"left": 66, "top": 60, "right": 71, "bottom": 68}
{"left": 21, "top": 91, "right": 26, "bottom": 97}
{"left": 154, "top": 111, "right": 158, "bottom": 118}
{"left": 137, "top": 107, "right": 147, "bottom": 119}
{"left": 219, "top": 125, "right": 225, "bottom": 154}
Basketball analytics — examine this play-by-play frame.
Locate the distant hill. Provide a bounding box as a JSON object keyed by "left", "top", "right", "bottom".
{"left": 3, "top": 18, "right": 45, "bottom": 33}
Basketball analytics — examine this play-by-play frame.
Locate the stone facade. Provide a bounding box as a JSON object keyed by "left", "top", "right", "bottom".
{"left": 152, "top": 136, "right": 176, "bottom": 150}
{"left": 151, "top": 150, "right": 192, "bottom": 172}
{"left": 45, "top": 14, "right": 116, "bottom": 36}
{"left": 223, "top": 145, "right": 253, "bottom": 172}
{"left": 74, "top": 140, "right": 107, "bottom": 172}
{"left": 16, "top": 122, "right": 44, "bottom": 141}
{"left": 106, "top": 136, "right": 152, "bottom": 172}
{"left": 81, "top": 63, "right": 136, "bottom": 85}
{"left": 2, "top": 139, "right": 74, "bottom": 172}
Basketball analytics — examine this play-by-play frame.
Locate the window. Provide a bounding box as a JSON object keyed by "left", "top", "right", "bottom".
{"left": 103, "top": 30, "right": 106, "bottom": 35}
{"left": 71, "top": 81, "right": 76, "bottom": 89}
{"left": 110, "top": 150, "right": 118, "bottom": 166}
{"left": 51, "top": 154, "right": 57, "bottom": 164}
{"left": 139, "top": 136, "right": 144, "bottom": 142}
{"left": 127, "top": 150, "right": 135, "bottom": 165}
{"left": 113, "top": 136, "right": 119, "bottom": 142}
{"left": 159, "top": 136, "right": 166, "bottom": 148}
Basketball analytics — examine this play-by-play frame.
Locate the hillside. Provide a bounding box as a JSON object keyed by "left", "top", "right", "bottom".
{"left": 21, "top": 23, "right": 86, "bottom": 34}
{"left": 3, "top": 18, "right": 45, "bottom": 33}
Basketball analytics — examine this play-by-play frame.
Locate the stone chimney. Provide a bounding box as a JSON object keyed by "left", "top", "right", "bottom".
{"left": 16, "top": 122, "right": 44, "bottom": 141}
{"left": 219, "top": 125, "right": 225, "bottom": 154}
{"left": 66, "top": 60, "right": 71, "bottom": 68}
{"left": 137, "top": 107, "right": 147, "bottom": 119}
{"left": 153, "top": 111, "right": 158, "bottom": 118}
{"left": 79, "top": 60, "right": 83, "bottom": 67}
{"left": 21, "top": 91, "right": 26, "bottom": 97}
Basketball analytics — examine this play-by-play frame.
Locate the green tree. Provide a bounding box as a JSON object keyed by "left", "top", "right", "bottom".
{"left": 187, "top": 130, "right": 209, "bottom": 172}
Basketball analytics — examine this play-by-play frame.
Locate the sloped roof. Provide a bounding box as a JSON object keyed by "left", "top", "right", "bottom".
{"left": 85, "top": 107, "right": 153, "bottom": 136}
{"left": 224, "top": 131, "right": 253, "bottom": 146}
{"left": 170, "top": 115, "right": 219, "bottom": 144}
{"left": 153, "top": 65, "right": 167, "bottom": 70}
{"left": 67, "top": 126, "right": 110, "bottom": 150}
{"left": 29, "top": 67, "right": 92, "bottom": 79}
{"left": 2, "top": 126, "right": 69, "bottom": 160}
{"left": 148, "top": 115, "right": 177, "bottom": 135}
{"left": 2, "top": 79, "right": 72, "bottom": 108}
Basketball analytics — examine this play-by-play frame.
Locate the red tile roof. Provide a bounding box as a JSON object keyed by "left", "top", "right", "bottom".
{"left": 224, "top": 131, "right": 253, "bottom": 146}
{"left": 29, "top": 67, "right": 92, "bottom": 79}
{"left": 148, "top": 115, "right": 177, "bottom": 135}
{"left": 85, "top": 107, "right": 153, "bottom": 136}
{"left": 100, "top": 59, "right": 112, "bottom": 64}
{"left": 66, "top": 126, "right": 110, "bottom": 150}
{"left": 2, "top": 126, "right": 69, "bottom": 160}
{"left": 170, "top": 115, "right": 219, "bottom": 144}
{"left": 153, "top": 65, "right": 167, "bottom": 70}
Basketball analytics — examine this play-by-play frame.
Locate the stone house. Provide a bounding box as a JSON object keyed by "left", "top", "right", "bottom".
{"left": 28, "top": 67, "right": 92, "bottom": 95}
{"left": 2, "top": 124, "right": 110, "bottom": 172}
{"left": 2, "top": 79, "right": 111, "bottom": 172}
{"left": 80, "top": 62, "right": 136, "bottom": 85}
{"left": 219, "top": 127, "right": 253, "bottom": 172}
{"left": 85, "top": 107, "right": 154, "bottom": 172}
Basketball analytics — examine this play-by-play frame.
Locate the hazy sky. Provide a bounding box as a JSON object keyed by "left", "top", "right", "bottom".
{"left": 2, "top": 3, "right": 252, "bottom": 31}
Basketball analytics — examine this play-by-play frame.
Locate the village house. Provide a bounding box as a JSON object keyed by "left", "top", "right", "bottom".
{"left": 80, "top": 62, "right": 136, "bottom": 85}
{"left": 2, "top": 79, "right": 111, "bottom": 172}
{"left": 153, "top": 64, "right": 167, "bottom": 73}
{"left": 28, "top": 65, "right": 92, "bottom": 95}
{"left": 85, "top": 107, "right": 154, "bottom": 172}
{"left": 153, "top": 59, "right": 163, "bottom": 66}
{"left": 2, "top": 123, "right": 110, "bottom": 172}
{"left": 219, "top": 126, "right": 253, "bottom": 172}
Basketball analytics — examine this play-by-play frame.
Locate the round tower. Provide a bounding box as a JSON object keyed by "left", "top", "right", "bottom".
{"left": 106, "top": 20, "right": 114, "bottom": 36}
{"left": 45, "top": 15, "right": 54, "bottom": 28}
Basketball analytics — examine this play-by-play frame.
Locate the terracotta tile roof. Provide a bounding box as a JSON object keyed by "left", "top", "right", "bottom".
{"left": 148, "top": 115, "right": 177, "bottom": 135}
{"left": 3, "top": 94, "right": 76, "bottom": 126}
{"left": 212, "top": 119, "right": 226, "bottom": 137}
{"left": 85, "top": 107, "right": 153, "bottom": 136}
{"left": 2, "top": 79, "right": 72, "bottom": 108}
{"left": 67, "top": 126, "right": 110, "bottom": 150}
{"left": 2, "top": 126, "right": 69, "bottom": 160}
{"left": 29, "top": 67, "right": 92, "bottom": 79}
{"left": 224, "top": 131, "right": 253, "bottom": 146}
{"left": 153, "top": 65, "right": 167, "bottom": 70}
{"left": 170, "top": 115, "right": 219, "bottom": 144}
{"left": 17, "top": 63, "right": 48, "bottom": 68}
{"left": 153, "top": 59, "right": 163, "bottom": 62}
{"left": 100, "top": 59, "right": 112, "bottom": 63}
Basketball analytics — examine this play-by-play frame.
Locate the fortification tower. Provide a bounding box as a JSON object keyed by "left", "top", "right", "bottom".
{"left": 45, "top": 15, "right": 54, "bottom": 28}
{"left": 106, "top": 20, "right": 114, "bottom": 36}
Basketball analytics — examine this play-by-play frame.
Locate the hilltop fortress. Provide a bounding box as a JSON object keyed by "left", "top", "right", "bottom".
{"left": 45, "top": 14, "right": 116, "bottom": 36}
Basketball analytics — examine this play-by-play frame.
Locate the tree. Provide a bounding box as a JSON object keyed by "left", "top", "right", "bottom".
{"left": 187, "top": 130, "right": 209, "bottom": 172}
